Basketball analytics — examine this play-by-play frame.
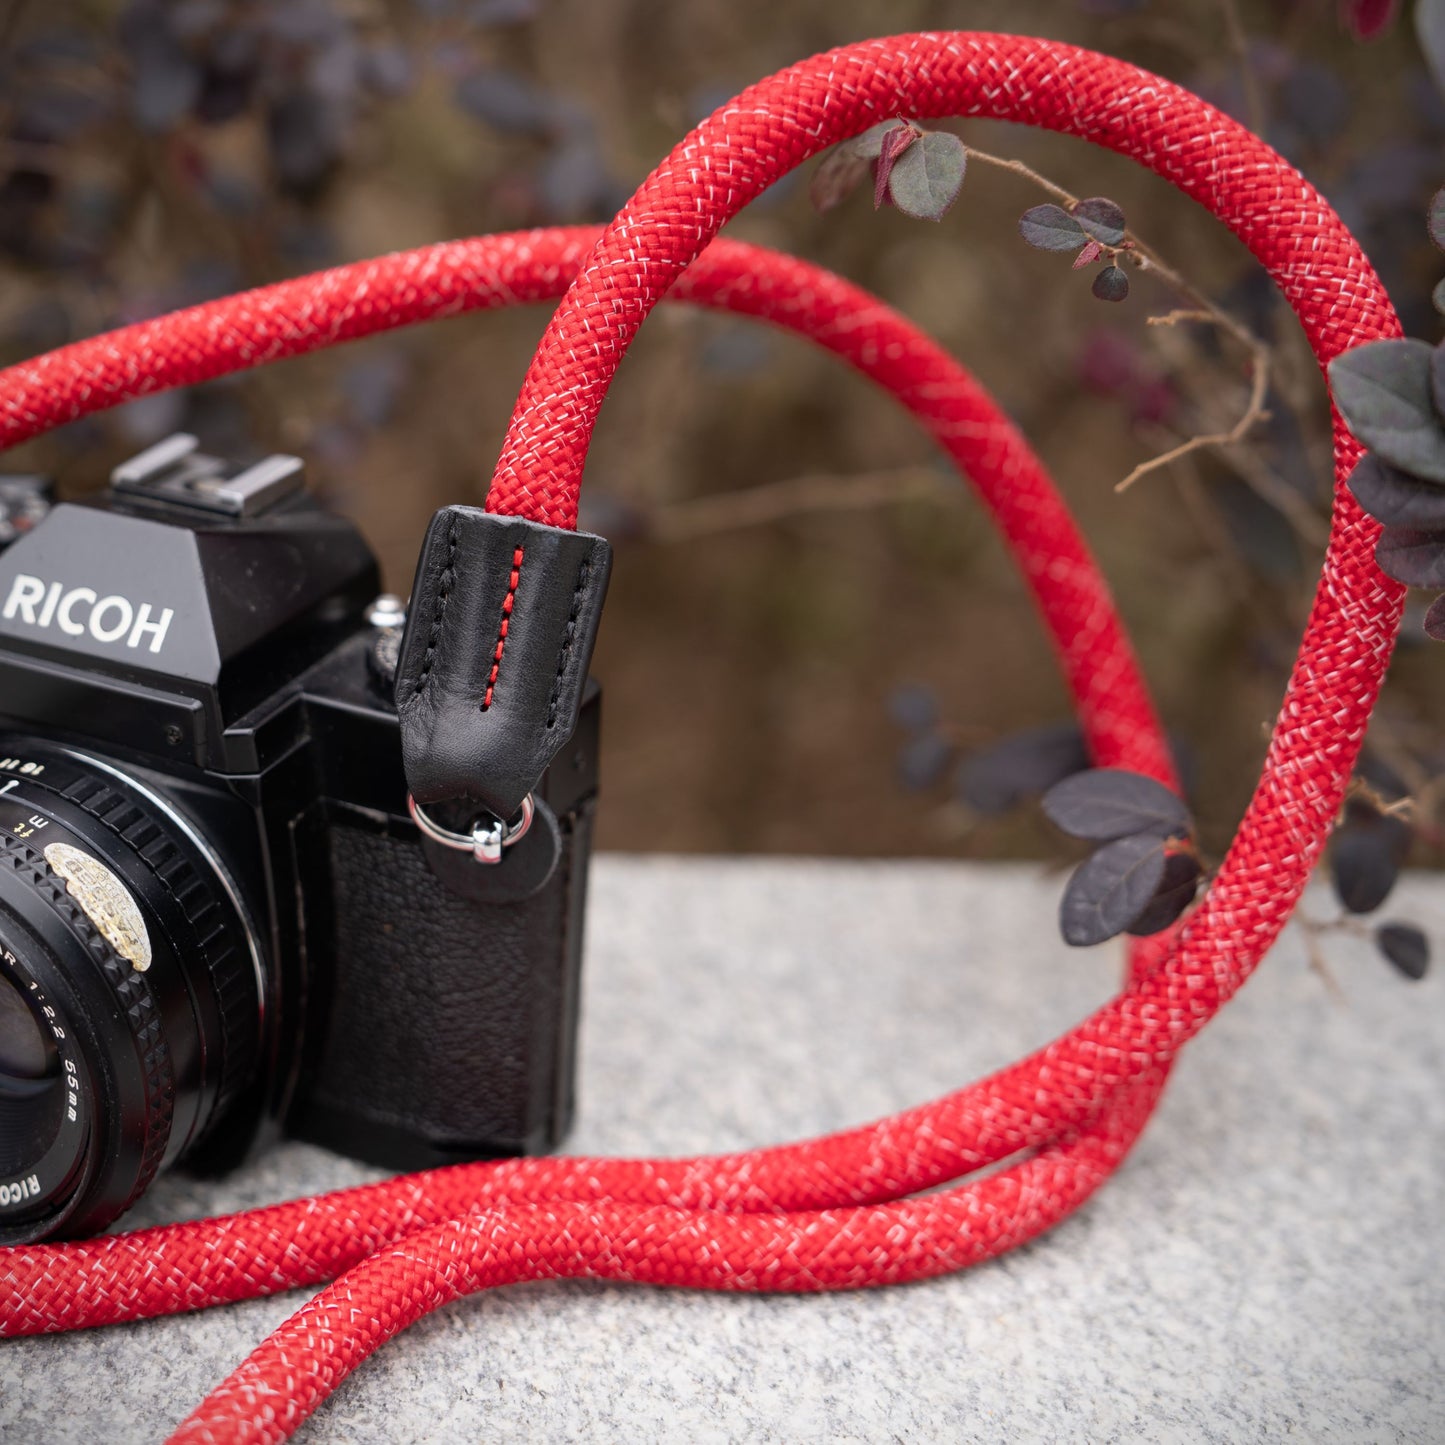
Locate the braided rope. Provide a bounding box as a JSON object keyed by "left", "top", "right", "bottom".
{"left": 0, "top": 225, "right": 1172, "bottom": 1437}
{"left": 0, "top": 29, "right": 1403, "bottom": 1444}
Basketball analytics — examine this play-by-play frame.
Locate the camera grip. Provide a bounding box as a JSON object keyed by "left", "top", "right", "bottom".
{"left": 290, "top": 803, "right": 593, "bottom": 1166}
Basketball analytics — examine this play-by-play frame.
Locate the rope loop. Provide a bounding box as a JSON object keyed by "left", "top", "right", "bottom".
{"left": 0, "top": 32, "right": 1404, "bottom": 1444}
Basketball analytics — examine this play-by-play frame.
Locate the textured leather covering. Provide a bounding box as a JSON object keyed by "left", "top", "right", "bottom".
{"left": 293, "top": 812, "right": 586, "bottom": 1164}
{"left": 395, "top": 507, "right": 611, "bottom": 819}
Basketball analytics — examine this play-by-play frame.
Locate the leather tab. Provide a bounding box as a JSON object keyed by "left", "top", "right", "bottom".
{"left": 395, "top": 507, "right": 611, "bottom": 818}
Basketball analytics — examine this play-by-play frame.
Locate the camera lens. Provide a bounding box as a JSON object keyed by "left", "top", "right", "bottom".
{"left": 0, "top": 741, "right": 263, "bottom": 1241}
{"left": 0, "top": 972, "right": 47, "bottom": 1079}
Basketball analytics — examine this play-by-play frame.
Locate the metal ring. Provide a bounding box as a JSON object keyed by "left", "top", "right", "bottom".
{"left": 407, "top": 793, "right": 535, "bottom": 865}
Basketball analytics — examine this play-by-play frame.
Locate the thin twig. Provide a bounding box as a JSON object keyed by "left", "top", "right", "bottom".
{"left": 1114, "top": 374, "right": 1269, "bottom": 493}
{"left": 1301, "top": 921, "right": 1348, "bottom": 1007}
{"left": 961, "top": 142, "right": 1273, "bottom": 497}
{"left": 647, "top": 466, "right": 955, "bottom": 543}
{"left": 0, "top": 0, "right": 30, "bottom": 56}
{"left": 962, "top": 147, "right": 1077, "bottom": 208}
{"left": 1207, "top": 438, "right": 1330, "bottom": 548}
{"left": 1114, "top": 296, "right": 1272, "bottom": 493}
{"left": 1218, "top": 0, "right": 1268, "bottom": 138}
{"left": 1147, "top": 309, "right": 1217, "bottom": 328}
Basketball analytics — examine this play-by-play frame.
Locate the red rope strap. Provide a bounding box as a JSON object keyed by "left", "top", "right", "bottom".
{"left": 0, "top": 225, "right": 1170, "bottom": 1439}
{"left": 0, "top": 29, "right": 1402, "bottom": 1444}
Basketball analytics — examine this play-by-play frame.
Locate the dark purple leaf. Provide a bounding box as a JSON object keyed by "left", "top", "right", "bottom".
{"left": 454, "top": 67, "right": 556, "bottom": 135}
{"left": 810, "top": 147, "right": 869, "bottom": 213}
{"left": 1339, "top": 0, "right": 1400, "bottom": 40}
{"left": 1424, "top": 592, "right": 1445, "bottom": 638}
{"left": 1212, "top": 474, "right": 1302, "bottom": 584}
{"left": 956, "top": 722, "right": 1090, "bottom": 815}
{"left": 1131, "top": 376, "right": 1179, "bottom": 427}
{"left": 1279, "top": 63, "right": 1351, "bottom": 149}
{"left": 1428, "top": 188, "right": 1445, "bottom": 250}
{"left": 1071, "top": 197, "right": 1127, "bottom": 246}
{"left": 262, "top": 3, "right": 346, "bottom": 45}
{"left": 275, "top": 217, "right": 336, "bottom": 267}
{"left": 1043, "top": 768, "right": 1190, "bottom": 841}
{"left": 12, "top": 83, "right": 114, "bottom": 144}
{"left": 1330, "top": 806, "right": 1410, "bottom": 913}
{"left": 1073, "top": 239, "right": 1104, "bottom": 270}
{"left": 1328, "top": 340, "right": 1445, "bottom": 483}
{"left": 266, "top": 90, "right": 345, "bottom": 196}
{"left": 848, "top": 120, "right": 903, "bottom": 160}
{"left": 576, "top": 493, "right": 649, "bottom": 542}
{"left": 897, "top": 731, "right": 953, "bottom": 792}
{"left": 886, "top": 130, "right": 966, "bottom": 221}
{"left": 1375, "top": 526, "right": 1445, "bottom": 587}
{"left": 471, "top": 0, "right": 540, "bottom": 20}
{"left": 1077, "top": 331, "right": 1142, "bottom": 394}
{"left": 1060, "top": 833, "right": 1167, "bottom": 947}
{"left": 873, "top": 122, "right": 918, "bottom": 210}
{"left": 1355, "top": 751, "right": 1409, "bottom": 802}
{"left": 1092, "top": 266, "right": 1130, "bottom": 302}
{"left": 1125, "top": 850, "right": 1203, "bottom": 936}
{"left": 114, "top": 390, "right": 187, "bottom": 445}
{"left": 1018, "top": 203, "right": 1086, "bottom": 252}
{"left": 196, "top": 59, "right": 257, "bottom": 125}
{"left": 340, "top": 353, "right": 407, "bottom": 428}
{"left": 126, "top": 31, "right": 202, "bottom": 132}
{"left": 1418, "top": 0, "right": 1445, "bottom": 97}
{"left": 310, "top": 34, "right": 361, "bottom": 103}
{"left": 1347, "top": 454, "right": 1445, "bottom": 528}
{"left": 207, "top": 168, "right": 260, "bottom": 218}
{"left": 362, "top": 42, "right": 413, "bottom": 97}
{"left": 1434, "top": 278, "right": 1445, "bottom": 316}
{"left": 887, "top": 683, "right": 939, "bottom": 733}
{"left": 698, "top": 324, "right": 775, "bottom": 376}
{"left": 1375, "top": 921, "right": 1430, "bottom": 979}
{"left": 539, "top": 138, "right": 610, "bottom": 219}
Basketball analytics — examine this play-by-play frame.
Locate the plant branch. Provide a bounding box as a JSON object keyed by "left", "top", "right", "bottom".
{"left": 960, "top": 142, "right": 1274, "bottom": 496}
{"left": 1115, "top": 341, "right": 1271, "bottom": 494}
{"left": 962, "top": 146, "right": 1077, "bottom": 207}
{"left": 647, "top": 466, "right": 956, "bottom": 543}
{"left": 1218, "top": 0, "right": 1268, "bottom": 138}
{"left": 1297, "top": 913, "right": 1348, "bottom": 1006}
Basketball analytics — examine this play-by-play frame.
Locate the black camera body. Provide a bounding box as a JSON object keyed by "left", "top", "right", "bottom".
{"left": 0, "top": 437, "right": 598, "bottom": 1242}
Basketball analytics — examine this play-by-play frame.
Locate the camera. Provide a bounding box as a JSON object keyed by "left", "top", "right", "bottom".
{"left": 0, "top": 436, "right": 600, "bottom": 1243}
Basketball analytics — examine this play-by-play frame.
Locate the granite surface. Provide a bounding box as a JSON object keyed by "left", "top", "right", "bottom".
{"left": 1, "top": 856, "right": 1441, "bottom": 1444}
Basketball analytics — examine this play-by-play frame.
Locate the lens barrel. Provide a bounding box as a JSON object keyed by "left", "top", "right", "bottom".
{"left": 0, "top": 741, "right": 262, "bottom": 1241}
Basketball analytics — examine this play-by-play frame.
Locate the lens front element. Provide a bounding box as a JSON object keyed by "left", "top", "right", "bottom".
{"left": 0, "top": 971, "right": 48, "bottom": 1079}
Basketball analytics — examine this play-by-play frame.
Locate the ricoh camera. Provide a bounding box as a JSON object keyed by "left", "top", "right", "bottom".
{"left": 0, "top": 436, "right": 608, "bottom": 1242}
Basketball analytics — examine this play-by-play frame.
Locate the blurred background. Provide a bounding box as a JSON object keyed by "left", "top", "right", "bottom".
{"left": 0, "top": 0, "right": 1440, "bottom": 863}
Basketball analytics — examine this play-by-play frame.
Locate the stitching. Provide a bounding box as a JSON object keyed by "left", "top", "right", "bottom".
{"left": 414, "top": 519, "right": 459, "bottom": 696}
{"left": 482, "top": 545, "right": 526, "bottom": 710}
{"left": 546, "top": 557, "right": 590, "bottom": 729}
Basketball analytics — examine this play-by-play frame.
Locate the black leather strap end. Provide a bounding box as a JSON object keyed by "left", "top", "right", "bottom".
{"left": 395, "top": 507, "right": 611, "bottom": 819}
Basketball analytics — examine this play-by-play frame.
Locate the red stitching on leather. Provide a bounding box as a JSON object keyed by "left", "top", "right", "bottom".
{"left": 481, "top": 545, "right": 525, "bottom": 710}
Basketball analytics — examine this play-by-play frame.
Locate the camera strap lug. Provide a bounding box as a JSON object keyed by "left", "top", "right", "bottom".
{"left": 407, "top": 792, "right": 535, "bottom": 865}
